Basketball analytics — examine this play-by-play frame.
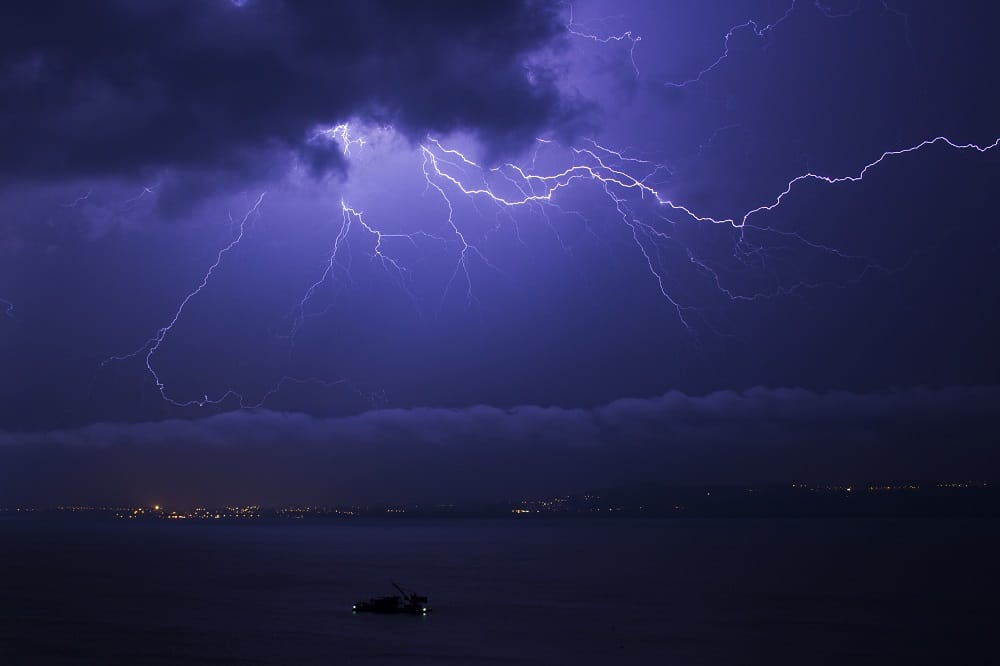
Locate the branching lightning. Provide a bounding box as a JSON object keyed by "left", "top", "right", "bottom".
{"left": 98, "top": 1, "right": 997, "bottom": 410}
{"left": 412, "top": 133, "right": 998, "bottom": 326}
{"left": 312, "top": 123, "right": 367, "bottom": 157}
{"left": 664, "top": 2, "right": 796, "bottom": 89}
{"left": 102, "top": 193, "right": 268, "bottom": 407}
{"left": 284, "top": 122, "right": 998, "bottom": 339}
{"left": 287, "top": 200, "right": 437, "bottom": 343}
{"left": 100, "top": 191, "right": 382, "bottom": 409}
{"left": 663, "top": 0, "right": 909, "bottom": 89}
{"left": 565, "top": 5, "right": 642, "bottom": 78}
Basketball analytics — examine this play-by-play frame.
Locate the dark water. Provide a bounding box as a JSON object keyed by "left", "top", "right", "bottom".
{"left": 1, "top": 517, "right": 997, "bottom": 665}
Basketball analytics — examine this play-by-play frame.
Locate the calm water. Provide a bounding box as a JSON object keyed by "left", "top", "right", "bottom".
{"left": 1, "top": 517, "right": 997, "bottom": 664}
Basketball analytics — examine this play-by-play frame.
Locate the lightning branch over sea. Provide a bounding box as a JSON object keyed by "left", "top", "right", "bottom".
{"left": 98, "top": 124, "right": 998, "bottom": 407}
{"left": 101, "top": 193, "right": 268, "bottom": 408}
{"left": 286, "top": 200, "right": 436, "bottom": 344}
{"left": 288, "top": 121, "right": 999, "bottom": 339}
{"left": 413, "top": 133, "right": 998, "bottom": 326}
{"left": 97, "top": 3, "right": 997, "bottom": 409}
{"left": 662, "top": 0, "right": 909, "bottom": 89}
{"left": 98, "top": 189, "right": 381, "bottom": 410}
{"left": 565, "top": 5, "right": 642, "bottom": 79}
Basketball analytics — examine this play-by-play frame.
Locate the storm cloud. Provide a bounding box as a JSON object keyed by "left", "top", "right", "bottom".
{"left": 0, "top": 0, "right": 580, "bottom": 186}
{"left": 2, "top": 2, "right": 1000, "bottom": 507}
{"left": 1, "top": 385, "right": 996, "bottom": 507}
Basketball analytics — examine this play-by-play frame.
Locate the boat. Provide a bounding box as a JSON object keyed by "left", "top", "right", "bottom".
{"left": 353, "top": 582, "right": 431, "bottom": 615}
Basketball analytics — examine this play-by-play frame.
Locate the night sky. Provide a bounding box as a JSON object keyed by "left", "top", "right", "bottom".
{"left": 1, "top": 0, "right": 998, "bottom": 506}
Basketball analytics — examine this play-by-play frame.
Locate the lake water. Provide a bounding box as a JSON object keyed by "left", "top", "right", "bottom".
{"left": 1, "top": 517, "right": 997, "bottom": 664}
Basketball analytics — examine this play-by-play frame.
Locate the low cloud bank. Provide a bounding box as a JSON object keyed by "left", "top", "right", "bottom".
{"left": 1, "top": 386, "right": 997, "bottom": 506}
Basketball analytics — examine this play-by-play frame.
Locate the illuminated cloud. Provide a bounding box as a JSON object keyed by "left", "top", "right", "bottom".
{"left": 1, "top": 386, "right": 997, "bottom": 505}
{"left": 0, "top": 1, "right": 580, "bottom": 188}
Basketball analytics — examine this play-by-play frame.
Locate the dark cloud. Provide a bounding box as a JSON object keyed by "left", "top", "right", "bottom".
{"left": 1, "top": 385, "right": 996, "bottom": 507}
{"left": 0, "top": 0, "right": 580, "bottom": 187}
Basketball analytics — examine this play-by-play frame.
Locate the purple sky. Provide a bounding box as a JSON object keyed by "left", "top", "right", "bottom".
{"left": 1, "top": 1, "right": 998, "bottom": 504}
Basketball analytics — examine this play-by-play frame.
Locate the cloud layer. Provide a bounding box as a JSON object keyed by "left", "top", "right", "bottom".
{"left": 0, "top": 0, "right": 577, "bottom": 186}
{"left": 1, "top": 385, "right": 996, "bottom": 507}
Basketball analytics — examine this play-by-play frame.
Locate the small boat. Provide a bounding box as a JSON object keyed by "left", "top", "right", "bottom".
{"left": 353, "top": 582, "right": 431, "bottom": 615}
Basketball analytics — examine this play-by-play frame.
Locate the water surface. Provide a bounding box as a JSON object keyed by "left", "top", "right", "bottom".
{"left": 1, "top": 517, "right": 996, "bottom": 664}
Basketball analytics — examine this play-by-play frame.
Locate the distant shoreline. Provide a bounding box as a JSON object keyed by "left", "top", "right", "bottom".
{"left": 3, "top": 481, "right": 997, "bottom": 521}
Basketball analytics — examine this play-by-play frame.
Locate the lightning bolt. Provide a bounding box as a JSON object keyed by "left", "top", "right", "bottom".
{"left": 95, "top": 5, "right": 996, "bottom": 409}
{"left": 286, "top": 205, "right": 355, "bottom": 344}
{"left": 99, "top": 129, "right": 999, "bottom": 404}
{"left": 312, "top": 123, "right": 367, "bottom": 156}
{"left": 102, "top": 194, "right": 270, "bottom": 408}
{"left": 58, "top": 184, "right": 157, "bottom": 219}
{"left": 121, "top": 185, "right": 156, "bottom": 211}
{"left": 737, "top": 137, "right": 1000, "bottom": 228}
{"left": 565, "top": 4, "right": 642, "bottom": 78}
{"left": 287, "top": 199, "right": 436, "bottom": 344}
{"left": 664, "top": 0, "right": 909, "bottom": 89}
{"left": 664, "top": 1, "right": 797, "bottom": 89}
{"left": 100, "top": 188, "right": 385, "bottom": 409}
{"left": 284, "top": 120, "right": 997, "bottom": 335}
{"left": 61, "top": 190, "right": 92, "bottom": 208}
